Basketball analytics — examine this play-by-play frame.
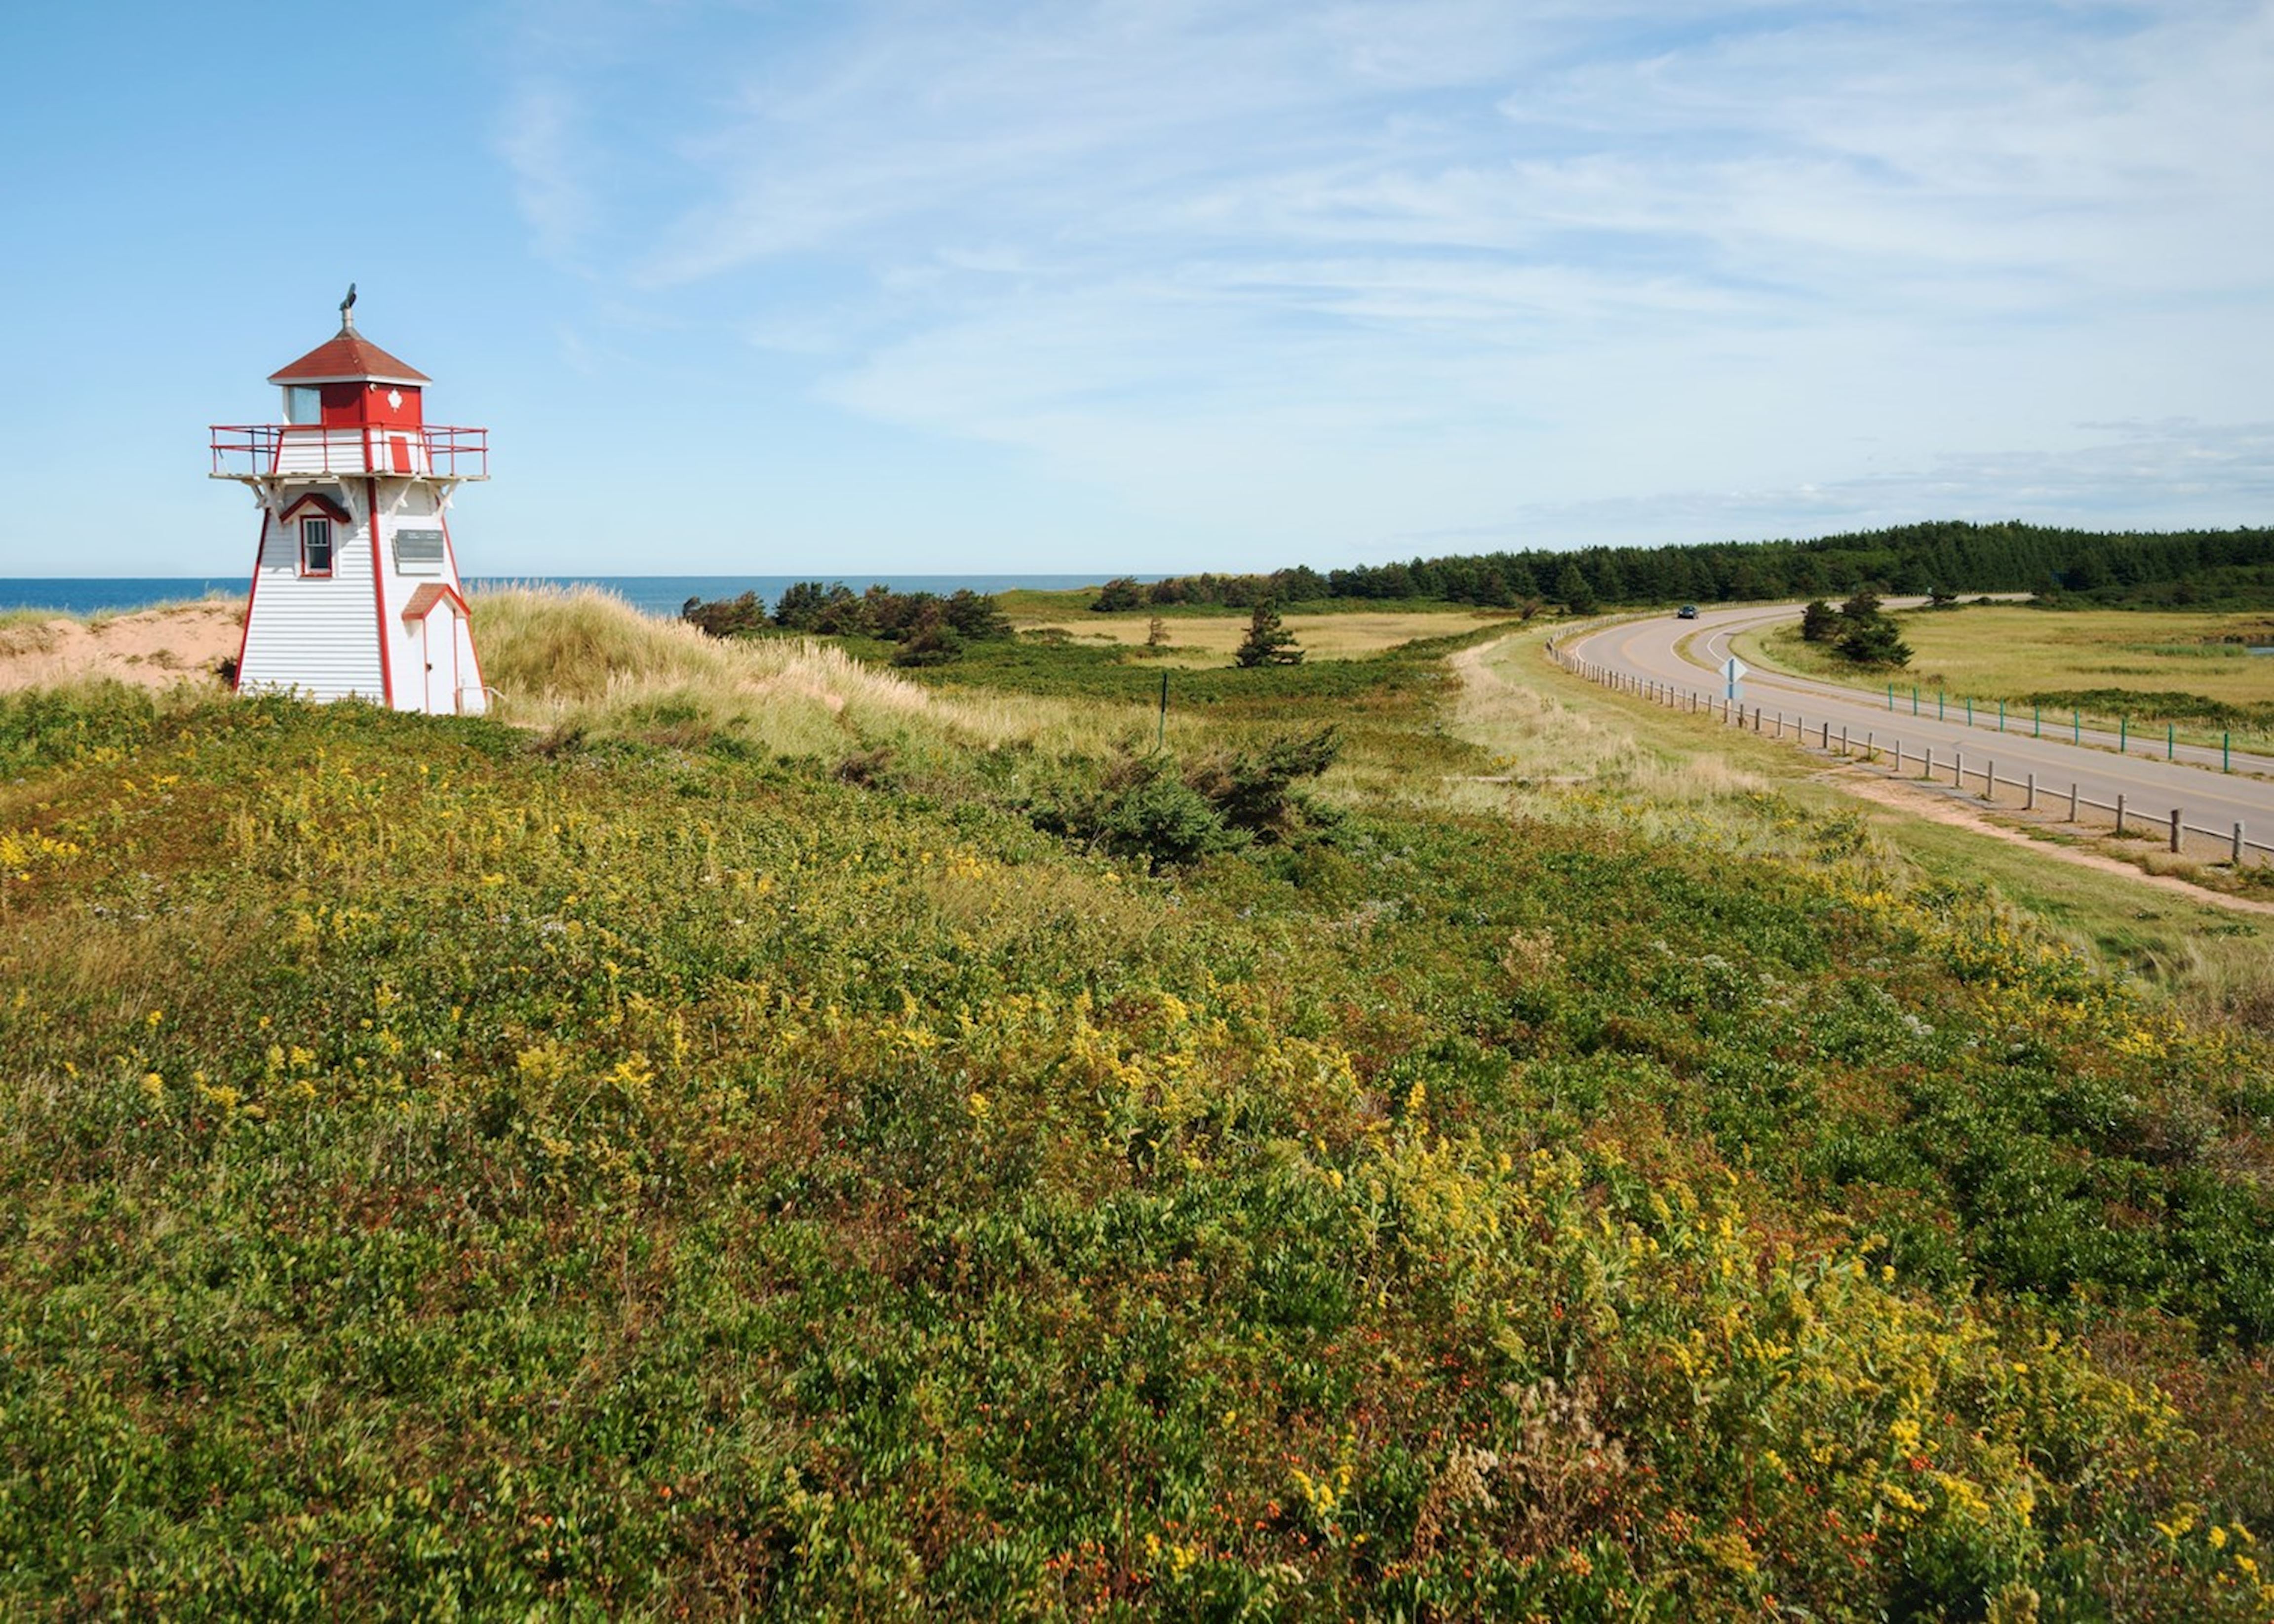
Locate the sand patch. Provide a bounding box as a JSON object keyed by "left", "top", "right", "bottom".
{"left": 0, "top": 603, "right": 243, "bottom": 694}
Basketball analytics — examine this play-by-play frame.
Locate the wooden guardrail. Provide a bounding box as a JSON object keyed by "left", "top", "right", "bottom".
{"left": 1543, "top": 639, "right": 2273, "bottom": 870}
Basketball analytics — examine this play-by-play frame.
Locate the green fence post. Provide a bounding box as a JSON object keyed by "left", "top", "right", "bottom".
{"left": 2167, "top": 722, "right": 2174, "bottom": 762}
{"left": 1937, "top": 691, "right": 1946, "bottom": 722}
{"left": 2225, "top": 733, "right": 2232, "bottom": 773}
{"left": 1999, "top": 699, "right": 2005, "bottom": 733}
{"left": 2119, "top": 716, "right": 2127, "bottom": 753}
{"left": 2073, "top": 710, "right": 2080, "bottom": 744}
{"left": 2033, "top": 704, "right": 2040, "bottom": 738}
{"left": 1913, "top": 686, "right": 1920, "bottom": 716}
{"left": 1965, "top": 696, "right": 1973, "bottom": 726}
{"left": 1887, "top": 683, "right": 1894, "bottom": 711}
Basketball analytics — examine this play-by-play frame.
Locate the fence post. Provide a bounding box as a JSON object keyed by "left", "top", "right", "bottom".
{"left": 1924, "top": 745, "right": 1934, "bottom": 782}
{"left": 2073, "top": 710, "right": 2080, "bottom": 744}
{"left": 1965, "top": 696, "right": 1973, "bottom": 726}
{"left": 2170, "top": 808, "right": 2182, "bottom": 854}
{"left": 2116, "top": 793, "right": 2126, "bottom": 835}
{"left": 1841, "top": 726, "right": 1849, "bottom": 755}
{"left": 2033, "top": 703, "right": 2040, "bottom": 738}
{"left": 1999, "top": 699, "right": 2005, "bottom": 733}
{"left": 1821, "top": 721, "right": 1830, "bottom": 749}
{"left": 1887, "top": 682, "right": 1894, "bottom": 711}
{"left": 2025, "top": 772, "right": 2035, "bottom": 812}
{"left": 2070, "top": 782, "right": 2079, "bottom": 822}
{"left": 2167, "top": 723, "right": 2174, "bottom": 762}
{"left": 1938, "top": 691, "right": 1946, "bottom": 722}
{"left": 2119, "top": 716, "right": 2127, "bottom": 753}
{"left": 2236, "top": 822, "right": 2247, "bottom": 865}
{"left": 2224, "top": 732, "right": 2231, "bottom": 773}
{"left": 1913, "top": 686, "right": 1920, "bottom": 716}
{"left": 1985, "top": 759, "right": 1995, "bottom": 802}
{"left": 1952, "top": 748, "right": 1960, "bottom": 787}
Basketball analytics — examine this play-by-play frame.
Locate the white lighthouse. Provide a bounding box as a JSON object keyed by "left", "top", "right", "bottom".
{"left": 212, "top": 293, "right": 490, "bottom": 714}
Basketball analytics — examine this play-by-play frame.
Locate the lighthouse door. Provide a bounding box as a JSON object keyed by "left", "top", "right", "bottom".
{"left": 425, "top": 609, "right": 460, "bottom": 714}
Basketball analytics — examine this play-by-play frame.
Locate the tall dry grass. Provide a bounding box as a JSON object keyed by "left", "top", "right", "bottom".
{"left": 1016, "top": 607, "right": 1523, "bottom": 665}
{"left": 470, "top": 584, "right": 1133, "bottom": 763}
{"left": 1411, "top": 632, "right": 1822, "bottom": 856}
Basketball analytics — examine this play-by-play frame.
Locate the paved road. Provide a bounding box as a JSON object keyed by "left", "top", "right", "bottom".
{"left": 1554, "top": 603, "right": 2274, "bottom": 865}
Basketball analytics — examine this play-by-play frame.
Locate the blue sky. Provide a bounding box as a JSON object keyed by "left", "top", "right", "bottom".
{"left": 2, "top": 0, "right": 2270, "bottom": 578}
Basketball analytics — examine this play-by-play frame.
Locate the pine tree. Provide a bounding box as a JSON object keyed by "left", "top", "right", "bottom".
{"left": 1554, "top": 563, "right": 1598, "bottom": 616}
{"left": 1837, "top": 617, "right": 1912, "bottom": 667}
{"left": 1233, "top": 601, "right": 1303, "bottom": 667}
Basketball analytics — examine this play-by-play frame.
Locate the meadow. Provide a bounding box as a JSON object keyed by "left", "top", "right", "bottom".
{"left": 1748, "top": 605, "right": 2274, "bottom": 746}
{"left": 999, "top": 595, "right": 1526, "bottom": 669}
{"left": 0, "top": 587, "right": 2269, "bottom": 1618}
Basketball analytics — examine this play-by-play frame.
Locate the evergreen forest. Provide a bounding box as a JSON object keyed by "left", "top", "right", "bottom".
{"left": 1105, "top": 522, "right": 2274, "bottom": 614}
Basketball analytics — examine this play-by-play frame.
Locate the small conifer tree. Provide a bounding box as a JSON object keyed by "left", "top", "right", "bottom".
{"left": 1233, "top": 601, "right": 1303, "bottom": 667}
{"left": 1831, "top": 585, "right": 1911, "bottom": 667}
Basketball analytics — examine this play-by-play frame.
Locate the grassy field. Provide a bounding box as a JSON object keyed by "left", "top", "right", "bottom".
{"left": 0, "top": 595, "right": 2270, "bottom": 1617}
{"left": 1747, "top": 605, "right": 2274, "bottom": 744}
{"left": 1004, "top": 599, "right": 1526, "bottom": 668}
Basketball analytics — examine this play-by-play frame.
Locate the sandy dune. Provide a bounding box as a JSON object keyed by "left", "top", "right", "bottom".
{"left": 0, "top": 602, "right": 244, "bottom": 694}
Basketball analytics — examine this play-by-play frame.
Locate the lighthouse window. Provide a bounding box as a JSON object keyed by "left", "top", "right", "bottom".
{"left": 284, "top": 385, "right": 322, "bottom": 425}
{"left": 299, "top": 517, "right": 335, "bottom": 577}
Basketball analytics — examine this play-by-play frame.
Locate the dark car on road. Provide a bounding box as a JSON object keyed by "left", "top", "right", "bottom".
{"left": 1677, "top": 604, "right": 1699, "bottom": 619}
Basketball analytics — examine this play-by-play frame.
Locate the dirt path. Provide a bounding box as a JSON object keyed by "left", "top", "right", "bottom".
{"left": 1826, "top": 769, "right": 2274, "bottom": 917}
{"left": 0, "top": 603, "right": 242, "bottom": 695}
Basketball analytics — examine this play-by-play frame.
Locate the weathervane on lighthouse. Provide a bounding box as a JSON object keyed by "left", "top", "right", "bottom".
{"left": 211, "top": 291, "right": 490, "bottom": 715}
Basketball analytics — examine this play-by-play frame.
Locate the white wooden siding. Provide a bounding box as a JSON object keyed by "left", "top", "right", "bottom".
{"left": 238, "top": 493, "right": 387, "bottom": 702}
{"left": 239, "top": 476, "right": 485, "bottom": 715}
{"left": 273, "top": 429, "right": 372, "bottom": 476}
{"left": 451, "top": 607, "right": 487, "bottom": 715}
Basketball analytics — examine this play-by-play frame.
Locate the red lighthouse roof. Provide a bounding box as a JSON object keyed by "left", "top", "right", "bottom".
{"left": 267, "top": 314, "right": 431, "bottom": 387}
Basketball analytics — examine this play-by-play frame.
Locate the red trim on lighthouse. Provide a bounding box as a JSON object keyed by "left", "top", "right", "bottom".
{"left": 233, "top": 511, "right": 268, "bottom": 694}
{"left": 367, "top": 477, "right": 394, "bottom": 707}
{"left": 399, "top": 581, "right": 471, "bottom": 623}
{"left": 277, "top": 491, "right": 353, "bottom": 525}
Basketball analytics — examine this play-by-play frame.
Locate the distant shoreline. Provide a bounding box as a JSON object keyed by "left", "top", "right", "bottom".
{"left": 0, "top": 574, "right": 1142, "bottom": 619}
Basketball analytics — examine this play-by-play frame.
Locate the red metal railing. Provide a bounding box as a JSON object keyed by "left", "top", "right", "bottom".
{"left": 209, "top": 424, "right": 489, "bottom": 480}
{"left": 422, "top": 426, "right": 488, "bottom": 480}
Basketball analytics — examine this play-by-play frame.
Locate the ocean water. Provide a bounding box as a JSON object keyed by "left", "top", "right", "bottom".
{"left": 0, "top": 579, "right": 251, "bottom": 614}
{"left": 0, "top": 575, "right": 1124, "bottom": 619}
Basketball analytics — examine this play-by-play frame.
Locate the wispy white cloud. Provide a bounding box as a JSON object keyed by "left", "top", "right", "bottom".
{"left": 1395, "top": 420, "right": 2274, "bottom": 553}
{"left": 497, "top": 81, "right": 592, "bottom": 264}
{"left": 493, "top": 0, "right": 2274, "bottom": 562}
